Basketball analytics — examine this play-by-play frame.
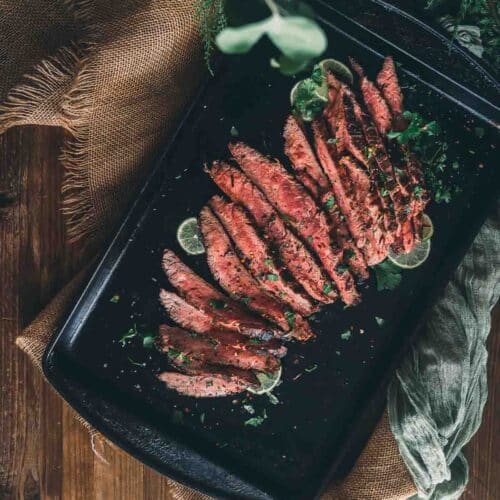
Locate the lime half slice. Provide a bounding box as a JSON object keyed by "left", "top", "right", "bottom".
{"left": 421, "top": 214, "right": 434, "bottom": 242}
{"left": 247, "top": 366, "right": 282, "bottom": 395}
{"left": 176, "top": 217, "right": 205, "bottom": 255}
{"left": 319, "top": 58, "right": 353, "bottom": 84}
{"left": 388, "top": 239, "right": 431, "bottom": 269}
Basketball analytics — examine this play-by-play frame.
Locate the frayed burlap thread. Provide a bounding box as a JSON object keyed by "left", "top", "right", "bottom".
{"left": 3, "top": 1, "right": 416, "bottom": 498}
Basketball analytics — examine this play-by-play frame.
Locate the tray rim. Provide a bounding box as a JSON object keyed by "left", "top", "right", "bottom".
{"left": 42, "top": 4, "right": 500, "bottom": 499}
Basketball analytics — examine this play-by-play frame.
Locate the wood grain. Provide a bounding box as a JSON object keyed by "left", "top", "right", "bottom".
{"left": 0, "top": 125, "right": 498, "bottom": 499}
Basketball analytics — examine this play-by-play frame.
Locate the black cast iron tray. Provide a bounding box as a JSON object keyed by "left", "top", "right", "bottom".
{"left": 43, "top": 1, "right": 500, "bottom": 499}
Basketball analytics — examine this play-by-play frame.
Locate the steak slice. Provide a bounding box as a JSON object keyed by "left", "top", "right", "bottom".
{"left": 158, "top": 369, "right": 253, "bottom": 397}
{"left": 376, "top": 56, "right": 407, "bottom": 130}
{"left": 157, "top": 325, "right": 280, "bottom": 373}
{"left": 162, "top": 250, "right": 280, "bottom": 338}
{"left": 209, "top": 195, "right": 317, "bottom": 317}
{"left": 312, "top": 120, "right": 385, "bottom": 266}
{"left": 199, "top": 205, "right": 313, "bottom": 340}
{"left": 320, "top": 191, "right": 369, "bottom": 279}
{"left": 207, "top": 161, "right": 336, "bottom": 304}
{"left": 349, "top": 58, "right": 392, "bottom": 135}
{"left": 159, "top": 290, "right": 287, "bottom": 356}
{"left": 229, "top": 142, "right": 360, "bottom": 305}
{"left": 283, "top": 114, "right": 330, "bottom": 195}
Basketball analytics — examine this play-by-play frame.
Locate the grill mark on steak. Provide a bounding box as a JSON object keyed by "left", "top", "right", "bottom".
{"left": 209, "top": 195, "right": 317, "bottom": 317}
{"left": 320, "top": 191, "right": 369, "bottom": 279}
{"left": 349, "top": 58, "right": 392, "bottom": 135}
{"left": 229, "top": 142, "right": 360, "bottom": 305}
{"left": 207, "top": 161, "right": 336, "bottom": 304}
{"left": 199, "top": 205, "right": 313, "bottom": 340}
{"left": 158, "top": 370, "right": 253, "bottom": 397}
{"left": 157, "top": 325, "right": 280, "bottom": 373}
{"left": 312, "top": 119, "right": 384, "bottom": 266}
{"left": 159, "top": 290, "right": 287, "bottom": 356}
{"left": 283, "top": 114, "right": 330, "bottom": 195}
{"left": 162, "top": 250, "right": 280, "bottom": 338}
{"left": 376, "top": 56, "right": 407, "bottom": 131}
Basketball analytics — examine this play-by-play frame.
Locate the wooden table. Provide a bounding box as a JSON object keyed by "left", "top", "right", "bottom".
{"left": 1, "top": 126, "right": 498, "bottom": 499}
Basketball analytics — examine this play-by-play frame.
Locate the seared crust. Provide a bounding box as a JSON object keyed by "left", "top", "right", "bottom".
{"left": 207, "top": 161, "right": 336, "bottom": 303}
{"left": 229, "top": 142, "right": 360, "bottom": 305}
{"left": 199, "top": 205, "right": 313, "bottom": 340}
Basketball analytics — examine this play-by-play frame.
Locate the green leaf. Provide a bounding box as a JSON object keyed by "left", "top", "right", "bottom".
{"left": 373, "top": 260, "right": 402, "bottom": 291}
{"left": 267, "top": 15, "right": 327, "bottom": 62}
{"left": 216, "top": 18, "right": 270, "bottom": 54}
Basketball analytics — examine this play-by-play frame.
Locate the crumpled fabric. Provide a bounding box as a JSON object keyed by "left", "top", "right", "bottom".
{"left": 388, "top": 201, "right": 500, "bottom": 499}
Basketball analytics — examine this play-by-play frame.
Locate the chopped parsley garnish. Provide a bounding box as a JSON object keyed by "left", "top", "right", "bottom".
{"left": 268, "top": 393, "right": 279, "bottom": 405}
{"left": 375, "top": 316, "right": 385, "bottom": 326}
{"left": 240, "top": 296, "right": 250, "bottom": 305}
{"left": 285, "top": 311, "right": 296, "bottom": 329}
{"left": 244, "top": 409, "right": 267, "bottom": 427}
{"left": 167, "top": 349, "right": 191, "bottom": 365}
{"left": 373, "top": 260, "right": 402, "bottom": 291}
{"left": 265, "top": 273, "right": 279, "bottom": 281}
{"left": 119, "top": 324, "right": 139, "bottom": 346}
{"left": 230, "top": 125, "right": 239, "bottom": 137}
{"left": 142, "top": 335, "right": 155, "bottom": 349}
{"left": 380, "top": 187, "right": 389, "bottom": 197}
{"left": 340, "top": 329, "right": 352, "bottom": 341}
{"left": 323, "top": 282, "right": 333, "bottom": 295}
{"left": 336, "top": 263, "right": 349, "bottom": 274}
{"left": 243, "top": 404, "right": 255, "bottom": 415}
{"left": 249, "top": 338, "right": 263, "bottom": 344}
{"left": 110, "top": 294, "right": 120, "bottom": 303}
{"left": 128, "top": 357, "right": 144, "bottom": 367}
{"left": 327, "top": 137, "right": 338, "bottom": 144}
{"left": 344, "top": 249, "right": 355, "bottom": 260}
{"left": 324, "top": 195, "right": 335, "bottom": 209}
{"left": 264, "top": 258, "right": 273, "bottom": 266}
{"left": 292, "top": 65, "right": 328, "bottom": 121}
{"left": 305, "top": 364, "right": 318, "bottom": 373}
{"left": 209, "top": 299, "right": 227, "bottom": 309}
{"left": 413, "top": 185, "right": 424, "bottom": 198}
{"left": 307, "top": 235, "right": 314, "bottom": 243}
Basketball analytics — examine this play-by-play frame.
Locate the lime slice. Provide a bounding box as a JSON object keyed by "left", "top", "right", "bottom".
{"left": 176, "top": 217, "right": 205, "bottom": 255}
{"left": 388, "top": 239, "right": 431, "bottom": 269}
{"left": 247, "top": 366, "right": 282, "bottom": 395}
{"left": 319, "top": 58, "right": 353, "bottom": 85}
{"left": 421, "top": 214, "right": 434, "bottom": 242}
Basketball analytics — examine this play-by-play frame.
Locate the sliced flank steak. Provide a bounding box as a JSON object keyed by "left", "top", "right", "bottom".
{"left": 283, "top": 114, "right": 330, "bottom": 197}
{"left": 349, "top": 57, "right": 392, "bottom": 135}
{"left": 209, "top": 195, "right": 317, "bottom": 317}
{"left": 229, "top": 142, "right": 360, "bottom": 305}
{"left": 199, "top": 205, "right": 313, "bottom": 340}
{"left": 207, "top": 161, "right": 336, "bottom": 303}
{"left": 312, "top": 120, "right": 384, "bottom": 266}
{"left": 159, "top": 290, "right": 287, "bottom": 357}
{"left": 376, "top": 56, "right": 407, "bottom": 131}
{"left": 158, "top": 369, "right": 255, "bottom": 397}
{"left": 162, "top": 250, "right": 280, "bottom": 339}
{"left": 157, "top": 325, "right": 280, "bottom": 373}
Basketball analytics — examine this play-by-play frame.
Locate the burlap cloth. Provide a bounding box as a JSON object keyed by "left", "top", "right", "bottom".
{"left": 1, "top": 1, "right": 416, "bottom": 498}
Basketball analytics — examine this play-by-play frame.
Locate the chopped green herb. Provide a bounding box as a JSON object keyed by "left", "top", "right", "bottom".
{"left": 230, "top": 125, "right": 239, "bottom": 137}
{"left": 340, "top": 329, "right": 352, "bottom": 341}
{"left": 244, "top": 409, "right": 267, "bottom": 427}
{"left": 142, "top": 335, "right": 155, "bottom": 349}
{"left": 172, "top": 409, "right": 184, "bottom": 424}
{"left": 200, "top": 412, "right": 205, "bottom": 424}
{"left": 243, "top": 404, "right": 255, "bottom": 415}
{"left": 373, "top": 260, "right": 402, "bottom": 291}
{"left": 119, "top": 324, "right": 139, "bottom": 346}
{"left": 375, "top": 316, "right": 385, "bottom": 326}
{"left": 167, "top": 349, "right": 191, "bottom": 365}
{"left": 324, "top": 195, "right": 335, "bottom": 209}
{"left": 323, "top": 282, "right": 333, "bottom": 295}
{"left": 292, "top": 65, "right": 328, "bottom": 121}
{"left": 208, "top": 338, "right": 218, "bottom": 346}
{"left": 267, "top": 393, "right": 279, "bottom": 405}
{"left": 305, "top": 364, "right": 318, "bottom": 373}
{"left": 327, "top": 137, "right": 338, "bottom": 144}
{"left": 264, "top": 258, "right": 273, "bottom": 266}
{"left": 307, "top": 235, "right": 314, "bottom": 243}
{"left": 285, "top": 311, "right": 296, "bottom": 329}
{"left": 344, "top": 249, "right": 355, "bottom": 260}
{"left": 335, "top": 350, "right": 341, "bottom": 356}
{"left": 249, "top": 338, "right": 263, "bottom": 344}
{"left": 128, "top": 357, "right": 144, "bottom": 367}
{"left": 336, "top": 263, "right": 349, "bottom": 274}
{"left": 240, "top": 296, "right": 250, "bottom": 305}
{"left": 209, "top": 299, "right": 227, "bottom": 309}
{"left": 265, "top": 273, "right": 279, "bottom": 281}
{"left": 413, "top": 185, "right": 423, "bottom": 198}
{"left": 110, "top": 294, "right": 120, "bottom": 303}
{"left": 380, "top": 187, "right": 389, "bottom": 197}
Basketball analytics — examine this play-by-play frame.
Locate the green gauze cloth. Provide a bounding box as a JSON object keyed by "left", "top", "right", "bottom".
{"left": 388, "top": 201, "right": 500, "bottom": 499}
